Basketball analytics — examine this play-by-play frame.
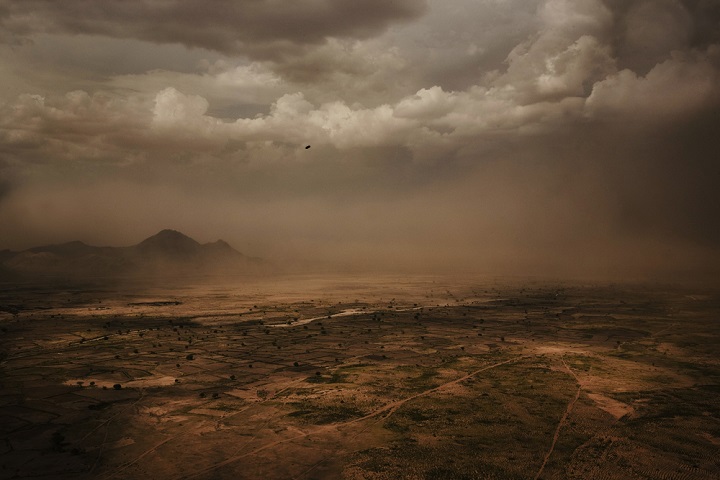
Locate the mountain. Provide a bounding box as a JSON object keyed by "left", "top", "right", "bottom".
{"left": 27, "top": 240, "right": 110, "bottom": 257}
{"left": 136, "top": 230, "right": 203, "bottom": 257}
{"left": 0, "top": 230, "right": 266, "bottom": 279}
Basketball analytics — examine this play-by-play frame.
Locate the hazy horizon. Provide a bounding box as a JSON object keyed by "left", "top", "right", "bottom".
{"left": 1, "top": 0, "right": 719, "bottom": 280}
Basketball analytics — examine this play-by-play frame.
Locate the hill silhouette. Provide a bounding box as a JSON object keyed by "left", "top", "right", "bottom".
{"left": 0, "top": 230, "right": 265, "bottom": 279}
{"left": 137, "top": 230, "right": 203, "bottom": 257}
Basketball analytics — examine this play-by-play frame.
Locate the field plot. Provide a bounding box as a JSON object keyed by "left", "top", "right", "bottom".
{"left": 1, "top": 275, "right": 719, "bottom": 479}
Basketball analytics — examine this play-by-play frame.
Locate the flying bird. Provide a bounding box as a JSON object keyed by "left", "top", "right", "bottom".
{"left": 305, "top": 145, "right": 311, "bottom": 149}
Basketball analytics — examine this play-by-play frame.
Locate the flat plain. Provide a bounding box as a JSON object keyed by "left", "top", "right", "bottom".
{"left": 1, "top": 275, "right": 719, "bottom": 479}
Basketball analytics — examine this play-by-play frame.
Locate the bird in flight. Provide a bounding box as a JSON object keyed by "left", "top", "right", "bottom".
{"left": 305, "top": 145, "right": 311, "bottom": 149}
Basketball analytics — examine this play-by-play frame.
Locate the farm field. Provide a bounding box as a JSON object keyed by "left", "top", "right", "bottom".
{"left": 1, "top": 275, "right": 719, "bottom": 479}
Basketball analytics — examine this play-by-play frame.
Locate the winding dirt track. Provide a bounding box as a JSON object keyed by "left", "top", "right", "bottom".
{"left": 347, "top": 356, "right": 525, "bottom": 424}
{"left": 174, "top": 355, "right": 525, "bottom": 480}
{"left": 533, "top": 356, "right": 582, "bottom": 480}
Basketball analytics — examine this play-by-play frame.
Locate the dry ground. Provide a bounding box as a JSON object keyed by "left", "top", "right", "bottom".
{"left": 1, "top": 275, "right": 719, "bottom": 479}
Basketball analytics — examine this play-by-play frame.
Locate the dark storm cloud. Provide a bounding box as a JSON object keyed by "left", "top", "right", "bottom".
{"left": 600, "top": 0, "right": 720, "bottom": 73}
{"left": 0, "top": 0, "right": 427, "bottom": 57}
{"left": 0, "top": 0, "right": 719, "bottom": 280}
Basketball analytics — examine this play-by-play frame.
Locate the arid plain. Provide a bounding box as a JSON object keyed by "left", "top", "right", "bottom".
{"left": 1, "top": 275, "right": 718, "bottom": 479}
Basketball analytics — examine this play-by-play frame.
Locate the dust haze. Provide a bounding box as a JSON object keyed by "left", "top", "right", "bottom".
{"left": 1, "top": 0, "right": 719, "bottom": 281}
{"left": 2, "top": 3, "right": 720, "bottom": 478}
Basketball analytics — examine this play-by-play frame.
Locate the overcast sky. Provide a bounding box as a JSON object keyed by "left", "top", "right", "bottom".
{"left": 1, "top": 0, "right": 719, "bottom": 279}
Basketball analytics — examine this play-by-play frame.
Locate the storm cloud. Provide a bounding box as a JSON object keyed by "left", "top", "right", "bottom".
{"left": 0, "top": 0, "right": 719, "bottom": 280}
{"left": 0, "top": 0, "right": 427, "bottom": 57}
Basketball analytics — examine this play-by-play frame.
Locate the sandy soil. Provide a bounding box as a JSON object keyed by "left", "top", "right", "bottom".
{"left": 1, "top": 275, "right": 718, "bottom": 479}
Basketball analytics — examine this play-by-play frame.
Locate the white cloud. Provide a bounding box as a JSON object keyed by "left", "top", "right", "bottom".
{"left": 586, "top": 50, "right": 719, "bottom": 120}
{"left": 394, "top": 86, "right": 459, "bottom": 120}
{"left": 110, "top": 60, "right": 286, "bottom": 112}
{"left": 153, "top": 87, "right": 210, "bottom": 126}
{"left": 535, "top": 35, "right": 615, "bottom": 97}
{"left": 485, "top": 0, "right": 615, "bottom": 103}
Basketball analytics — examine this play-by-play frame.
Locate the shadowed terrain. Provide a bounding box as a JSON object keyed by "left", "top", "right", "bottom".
{"left": 1, "top": 275, "right": 718, "bottom": 479}
{"left": 0, "top": 230, "right": 266, "bottom": 280}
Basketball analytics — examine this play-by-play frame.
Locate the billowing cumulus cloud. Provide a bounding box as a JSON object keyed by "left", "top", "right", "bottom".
{"left": 0, "top": 0, "right": 719, "bottom": 280}
{"left": 586, "top": 48, "right": 720, "bottom": 120}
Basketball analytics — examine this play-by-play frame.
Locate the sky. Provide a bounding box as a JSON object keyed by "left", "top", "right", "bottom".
{"left": 0, "top": 0, "right": 719, "bottom": 279}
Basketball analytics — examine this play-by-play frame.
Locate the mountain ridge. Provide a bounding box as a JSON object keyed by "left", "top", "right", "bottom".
{"left": 0, "top": 230, "right": 265, "bottom": 279}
